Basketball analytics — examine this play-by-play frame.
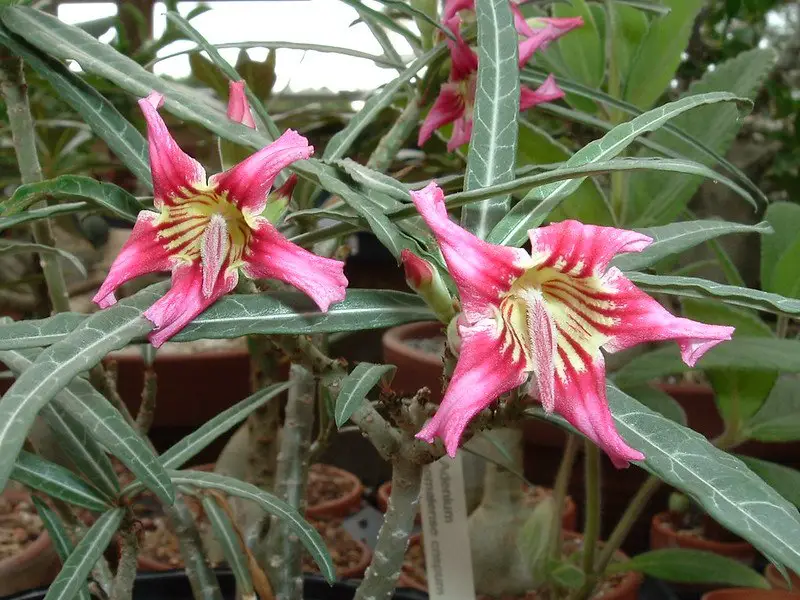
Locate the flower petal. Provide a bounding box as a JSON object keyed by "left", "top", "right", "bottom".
{"left": 411, "top": 183, "right": 528, "bottom": 320}
{"left": 416, "top": 317, "right": 529, "bottom": 456}
{"left": 242, "top": 219, "right": 347, "bottom": 311}
{"left": 227, "top": 80, "right": 256, "bottom": 129}
{"left": 529, "top": 220, "right": 653, "bottom": 279}
{"left": 519, "top": 75, "right": 565, "bottom": 110}
{"left": 144, "top": 261, "right": 238, "bottom": 348}
{"left": 551, "top": 353, "right": 644, "bottom": 468}
{"left": 446, "top": 20, "right": 479, "bottom": 81}
{"left": 139, "top": 92, "right": 206, "bottom": 209}
{"left": 448, "top": 112, "right": 473, "bottom": 150}
{"left": 443, "top": 0, "right": 473, "bottom": 21}
{"left": 210, "top": 129, "right": 313, "bottom": 215}
{"left": 200, "top": 214, "right": 230, "bottom": 299}
{"left": 418, "top": 84, "right": 466, "bottom": 147}
{"left": 602, "top": 269, "right": 734, "bottom": 366}
{"left": 92, "top": 211, "right": 173, "bottom": 308}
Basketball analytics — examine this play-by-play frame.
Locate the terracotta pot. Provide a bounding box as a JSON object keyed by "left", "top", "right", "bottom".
{"left": 306, "top": 464, "right": 364, "bottom": 520}
{"left": 382, "top": 321, "right": 445, "bottom": 403}
{"left": 650, "top": 511, "right": 756, "bottom": 566}
{"left": 108, "top": 347, "right": 251, "bottom": 430}
{"left": 0, "top": 491, "right": 61, "bottom": 596}
{"left": 337, "top": 537, "right": 372, "bottom": 580}
{"left": 377, "top": 483, "right": 577, "bottom": 531}
{"left": 765, "top": 564, "right": 800, "bottom": 592}
{"left": 702, "top": 590, "right": 800, "bottom": 600}
{"left": 401, "top": 532, "right": 643, "bottom": 599}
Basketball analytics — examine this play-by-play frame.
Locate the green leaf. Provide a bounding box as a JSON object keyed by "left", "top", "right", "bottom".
{"left": 12, "top": 451, "right": 110, "bottom": 511}
{"left": 461, "top": 0, "right": 520, "bottom": 238}
{"left": 189, "top": 52, "right": 229, "bottom": 97}
{"left": 173, "top": 290, "right": 435, "bottom": 341}
{"left": 745, "top": 375, "right": 800, "bottom": 442}
{"left": 0, "top": 240, "right": 86, "bottom": 278}
{"left": 610, "top": 549, "right": 769, "bottom": 588}
{"left": 0, "top": 347, "right": 170, "bottom": 508}
{"left": 0, "top": 202, "right": 90, "bottom": 233}
{"left": 619, "top": 384, "right": 687, "bottom": 425}
{"left": 169, "top": 470, "right": 335, "bottom": 583}
{"left": 605, "top": 385, "right": 800, "bottom": 574}
{"left": 681, "top": 298, "right": 776, "bottom": 425}
{"left": 614, "top": 338, "right": 800, "bottom": 388}
{"left": 0, "top": 27, "right": 152, "bottom": 188}
{"left": 0, "top": 284, "right": 174, "bottom": 504}
{"left": 629, "top": 48, "right": 777, "bottom": 226}
{"left": 613, "top": 0, "right": 671, "bottom": 14}
{"left": 335, "top": 363, "right": 396, "bottom": 428}
{"left": 0, "top": 290, "right": 436, "bottom": 349}
{"left": 39, "top": 401, "right": 120, "bottom": 499}
{"left": 553, "top": 0, "right": 604, "bottom": 89}
{"left": 323, "top": 44, "right": 446, "bottom": 162}
{"left": 738, "top": 456, "right": 800, "bottom": 509}
{"left": 201, "top": 496, "right": 254, "bottom": 598}
{"left": 611, "top": 221, "right": 772, "bottom": 272}
{"left": 517, "top": 120, "right": 612, "bottom": 225}
{"left": 160, "top": 382, "right": 291, "bottom": 469}
{"left": 761, "top": 203, "right": 800, "bottom": 294}
{"left": 31, "top": 498, "right": 92, "bottom": 600}
{"left": 43, "top": 508, "right": 123, "bottom": 600}
{"left": 626, "top": 272, "right": 800, "bottom": 317}
{"left": 623, "top": 0, "right": 703, "bottom": 109}
{"left": 337, "top": 0, "right": 422, "bottom": 52}
{"left": 4, "top": 176, "right": 144, "bottom": 222}
{"left": 769, "top": 238, "right": 800, "bottom": 300}
{"left": 609, "top": 3, "right": 649, "bottom": 92}
{"left": 0, "top": 312, "right": 86, "bottom": 349}
{"left": 550, "top": 562, "right": 586, "bottom": 589}
{"left": 488, "top": 91, "right": 752, "bottom": 247}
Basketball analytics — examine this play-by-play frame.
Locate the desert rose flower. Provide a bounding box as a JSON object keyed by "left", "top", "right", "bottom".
{"left": 226, "top": 80, "right": 256, "bottom": 128}
{"left": 93, "top": 91, "right": 348, "bottom": 347}
{"left": 410, "top": 183, "right": 734, "bottom": 467}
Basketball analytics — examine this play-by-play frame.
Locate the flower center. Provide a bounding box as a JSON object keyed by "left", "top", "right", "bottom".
{"left": 157, "top": 186, "right": 251, "bottom": 271}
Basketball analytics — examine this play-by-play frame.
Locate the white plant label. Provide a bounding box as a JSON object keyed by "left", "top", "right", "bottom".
{"left": 420, "top": 453, "right": 476, "bottom": 600}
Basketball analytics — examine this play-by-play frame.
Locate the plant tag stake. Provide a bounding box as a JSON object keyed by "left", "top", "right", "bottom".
{"left": 420, "top": 453, "right": 476, "bottom": 600}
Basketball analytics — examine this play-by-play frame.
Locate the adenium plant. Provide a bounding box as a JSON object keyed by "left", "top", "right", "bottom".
{"left": 0, "top": 2, "right": 797, "bottom": 600}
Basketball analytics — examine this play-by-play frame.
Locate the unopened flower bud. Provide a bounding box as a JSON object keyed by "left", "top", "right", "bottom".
{"left": 446, "top": 315, "right": 461, "bottom": 356}
{"left": 226, "top": 80, "right": 256, "bottom": 129}
{"left": 400, "top": 249, "right": 455, "bottom": 323}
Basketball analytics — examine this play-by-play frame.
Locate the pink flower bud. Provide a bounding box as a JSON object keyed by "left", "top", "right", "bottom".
{"left": 401, "top": 249, "right": 434, "bottom": 289}
{"left": 227, "top": 81, "right": 256, "bottom": 129}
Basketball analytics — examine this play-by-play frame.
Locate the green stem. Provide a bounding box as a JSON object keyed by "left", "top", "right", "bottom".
{"left": 354, "top": 457, "right": 422, "bottom": 600}
{"left": 263, "top": 364, "right": 316, "bottom": 600}
{"left": 0, "top": 54, "right": 71, "bottom": 314}
{"left": 548, "top": 434, "right": 579, "bottom": 564}
{"left": 595, "top": 475, "right": 661, "bottom": 575}
{"left": 366, "top": 98, "right": 422, "bottom": 173}
{"left": 776, "top": 315, "right": 790, "bottom": 339}
{"left": 582, "top": 442, "right": 601, "bottom": 576}
{"left": 134, "top": 365, "right": 157, "bottom": 434}
{"left": 110, "top": 522, "right": 139, "bottom": 600}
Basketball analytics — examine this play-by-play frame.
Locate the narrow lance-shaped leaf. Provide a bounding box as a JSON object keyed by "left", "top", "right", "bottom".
{"left": 169, "top": 470, "right": 336, "bottom": 583}
{"left": 12, "top": 451, "right": 110, "bottom": 511}
{"left": 461, "top": 0, "right": 519, "bottom": 239}
{"left": 43, "top": 508, "right": 124, "bottom": 600}
{"left": 0, "top": 203, "right": 90, "bottom": 233}
{"left": 161, "top": 382, "right": 292, "bottom": 469}
{"left": 3, "top": 176, "right": 144, "bottom": 222}
{"left": 201, "top": 496, "right": 255, "bottom": 598}
{"left": 31, "top": 498, "right": 92, "bottom": 600}
{"left": 335, "top": 363, "right": 397, "bottom": 427}
{"left": 738, "top": 456, "right": 800, "bottom": 509}
{"left": 0, "top": 284, "right": 173, "bottom": 504}
{"left": 626, "top": 272, "right": 800, "bottom": 317}
{"left": 0, "top": 346, "right": 171, "bottom": 508}
{"left": 0, "top": 27, "right": 152, "bottom": 188}
{"left": 0, "top": 240, "right": 86, "bottom": 278}
{"left": 487, "top": 91, "right": 752, "bottom": 247}
{"left": 611, "top": 221, "right": 772, "bottom": 272}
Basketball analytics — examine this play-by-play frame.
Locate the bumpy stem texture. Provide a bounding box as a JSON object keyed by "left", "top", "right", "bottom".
{"left": 0, "top": 54, "right": 71, "bottom": 314}
{"left": 110, "top": 523, "right": 139, "bottom": 600}
{"left": 354, "top": 457, "right": 421, "bottom": 600}
{"left": 263, "top": 364, "right": 316, "bottom": 600}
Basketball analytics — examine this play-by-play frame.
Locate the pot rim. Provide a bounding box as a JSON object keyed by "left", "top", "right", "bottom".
{"left": 652, "top": 511, "right": 754, "bottom": 554}
{"left": 107, "top": 347, "right": 250, "bottom": 364}
{"left": 382, "top": 321, "right": 445, "bottom": 369}
{"left": 305, "top": 464, "right": 364, "bottom": 520}
{"left": 702, "top": 589, "right": 800, "bottom": 600}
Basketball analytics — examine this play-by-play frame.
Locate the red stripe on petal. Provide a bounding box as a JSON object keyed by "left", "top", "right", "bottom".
{"left": 243, "top": 219, "right": 347, "bottom": 312}
{"left": 93, "top": 211, "right": 173, "bottom": 308}
{"left": 416, "top": 317, "right": 529, "bottom": 456}
{"left": 210, "top": 129, "right": 313, "bottom": 216}
{"left": 139, "top": 92, "right": 206, "bottom": 209}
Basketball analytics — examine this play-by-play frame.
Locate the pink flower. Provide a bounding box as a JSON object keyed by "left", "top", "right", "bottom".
{"left": 93, "top": 92, "right": 348, "bottom": 347}
{"left": 410, "top": 183, "right": 734, "bottom": 467}
{"left": 517, "top": 16, "right": 584, "bottom": 65}
{"left": 519, "top": 74, "right": 564, "bottom": 110}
